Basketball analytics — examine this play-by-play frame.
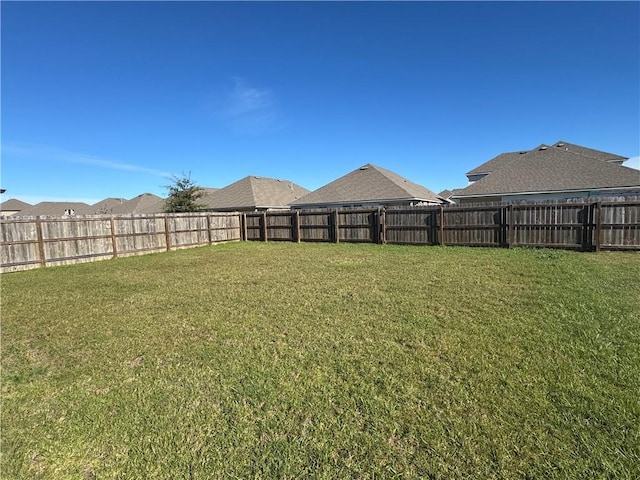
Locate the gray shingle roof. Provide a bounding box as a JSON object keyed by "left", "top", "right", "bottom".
{"left": 17, "top": 201, "right": 94, "bottom": 216}
{"left": 466, "top": 151, "right": 528, "bottom": 176}
{"left": 201, "top": 176, "right": 310, "bottom": 211}
{"left": 466, "top": 141, "right": 628, "bottom": 177}
{"left": 0, "top": 198, "right": 32, "bottom": 212}
{"left": 290, "top": 164, "right": 442, "bottom": 207}
{"left": 92, "top": 197, "right": 128, "bottom": 214}
{"left": 110, "top": 193, "right": 165, "bottom": 214}
{"left": 454, "top": 145, "right": 640, "bottom": 198}
{"left": 551, "top": 141, "right": 627, "bottom": 163}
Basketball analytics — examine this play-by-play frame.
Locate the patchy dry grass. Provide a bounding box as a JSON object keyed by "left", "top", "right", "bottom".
{"left": 2, "top": 242, "right": 639, "bottom": 479}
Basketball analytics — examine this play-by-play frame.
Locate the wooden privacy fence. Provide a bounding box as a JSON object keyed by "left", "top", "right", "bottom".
{"left": 1, "top": 212, "right": 241, "bottom": 273}
{"left": 243, "top": 200, "right": 640, "bottom": 251}
{"left": 1, "top": 200, "right": 638, "bottom": 272}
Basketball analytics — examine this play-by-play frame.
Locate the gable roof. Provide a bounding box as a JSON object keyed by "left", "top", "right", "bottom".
{"left": 453, "top": 145, "right": 640, "bottom": 198}
{"left": 0, "top": 198, "right": 32, "bottom": 212}
{"left": 110, "top": 193, "right": 165, "bottom": 214}
{"left": 202, "top": 176, "right": 310, "bottom": 211}
{"left": 291, "top": 164, "right": 442, "bottom": 207}
{"left": 17, "top": 201, "right": 94, "bottom": 216}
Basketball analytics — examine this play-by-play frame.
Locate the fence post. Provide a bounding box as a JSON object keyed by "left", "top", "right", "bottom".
{"left": 35, "top": 217, "right": 47, "bottom": 268}
{"left": 594, "top": 202, "right": 602, "bottom": 252}
{"left": 205, "top": 214, "right": 212, "bottom": 245}
{"left": 109, "top": 216, "right": 118, "bottom": 258}
{"left": 164, "top": 215, "right": 172, "bottom": 251}
{"left": 508, "top": 204, "right": 514, "bottom": 248}
{"left": 241, "top": 213, "right": 247, "bottom": 241}
{"left": 333, "top": 209, "right": 340, "bottom": 243}
{"left": 581, "top": 203, "right": 591, "bottom": 251}
{"left": 501, "top": 205, "right": 508, "bottom": 248}
{"left": 262, "top": 212, "right": 268, "bottom": 242}
{"left": 294, "top": 211, "right": 300, "bottom": 243}
{"left": 439, "top": 206, "right": 444, "bottom": 246}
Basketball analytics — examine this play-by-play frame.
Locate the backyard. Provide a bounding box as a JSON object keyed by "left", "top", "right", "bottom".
{"left": 2, "top": 242, "right": 639, "bottom": 479}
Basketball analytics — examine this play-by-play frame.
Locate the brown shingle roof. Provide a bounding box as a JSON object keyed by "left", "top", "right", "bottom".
{"left": 454, "top": 146, "right": 640, "bottom": 198}
{"left": 291, "top": 164, "right": 442, "bottom": 207}
{"left": 201, "top": 176, "right": 309, "bottom": 211}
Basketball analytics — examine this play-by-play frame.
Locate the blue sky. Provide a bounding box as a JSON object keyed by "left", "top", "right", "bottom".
{"left": 2, "top": 1, "right": 639, "bottom": 204}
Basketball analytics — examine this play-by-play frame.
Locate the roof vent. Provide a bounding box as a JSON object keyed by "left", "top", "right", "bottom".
{"left": 556, "top": 143, "right": 565, "bottom": 147}
{"left": 539, "top": 146, "right": 548, "bottom": 151}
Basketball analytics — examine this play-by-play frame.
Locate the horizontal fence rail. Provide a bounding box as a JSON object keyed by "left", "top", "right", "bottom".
{"left": 2, "top": 200, "right": 638, "bottom": 272}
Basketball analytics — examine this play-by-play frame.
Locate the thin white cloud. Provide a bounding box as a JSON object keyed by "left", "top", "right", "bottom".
{"left": 215, "top": 78, "right": 287, "bottom": 134}
{"left": 2, "top": 143, "right": 173, "bottom": 177}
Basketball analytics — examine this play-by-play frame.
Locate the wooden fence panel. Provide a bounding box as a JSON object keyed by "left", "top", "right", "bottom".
{"left": 384, "top": 208, "right": 439, "bottom": 245}
{"left": 599, "top": 201, "right": 640, "bottom": 249}
{"left": 299, "top": 211, "right": 332, "bottom": 242}
{"left": 36, "top": 217, "right": 113, "bottom": 267}
{"left": 511, "top": 203, "right": 586, "bottom": 249}
{"left": 167, "top": 214, "right": 209, "bottom": 249}
{"left": 244, "top": 214, "right": 263, "bottom": 241}
{"left": 266, "top": 213, "right": 295, "bottom": 241}
{"left": 338, "top": 209, "right": 377, "bottom": 243}
{"left": 209, "top": 214, "right": 242, "bottom": 242}
{"left": 442, "top": 206, "right": 503, "bottom": 247}
{"left": 0, "top": 218, "right": 41, "bottom": 271}
{"left": 113, "top": 215, "right": 167, "bottom": 256}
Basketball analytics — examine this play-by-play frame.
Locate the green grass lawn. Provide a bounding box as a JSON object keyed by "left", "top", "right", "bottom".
{"left": 2, "top": 242, "right": 639, "bottom": 479}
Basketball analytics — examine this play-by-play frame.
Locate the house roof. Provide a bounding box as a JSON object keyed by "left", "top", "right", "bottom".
{"left": 466, "top": 151, "right": 529, "bottom": 176}
{"left": 110, "top": 193, "right": 165, "bottom": 214}
{"left": 201, "top": 176, "right": 310, "bottom": 211}
{"left": 291, "top": 164, "right": 442, "bottom": 207}
{"left": 17, "top": 201, "right": 94, "bottom": 216}
{"left": 0, "top": 198, "right": 32, "bottom": 212}
{"left": 465, "top": 141, "right": 628, "bottom": 177}
{"left": 453, "top": 145, "right": 640, "bottom": 198}
{"left": 551, "top": 141, "right": 627, "bottom": 163}
{"left": 92, "top": 197, "right": 128, "bottom": 214}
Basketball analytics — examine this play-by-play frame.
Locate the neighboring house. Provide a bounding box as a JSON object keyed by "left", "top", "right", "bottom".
{"left": 0, "top": 198, "right": 32, "bottom": 216}
{"left": 290, "top": 163, "right": 444, "bottom": 210}
{"left": 110, "top": 193, "right": 165, "bottom": 214}
{"left": 200, "top": 176, "right": 309, "bottom": 212}
{"left": 92, "top": 197, "right": 128, "bottom": 215}
{"left": 452, "top": 141, "right": 639, "bottom": 204}
{"left": 437, "top": 190, "right": 456, "bottom": 204}
{"left": 17, "top": 201, "right": 94, "bottom": 217}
